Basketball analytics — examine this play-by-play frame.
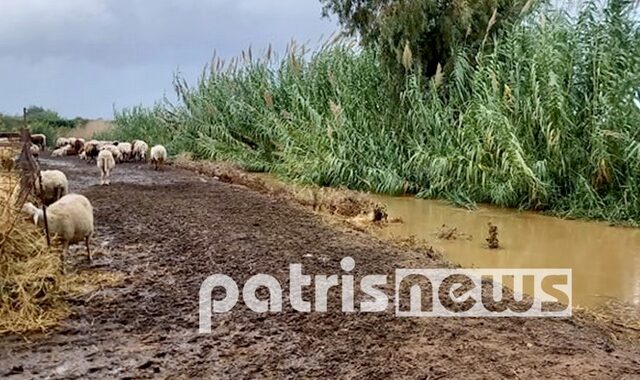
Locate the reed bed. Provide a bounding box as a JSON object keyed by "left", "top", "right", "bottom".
{"left": 105, "top": 0, "right": 640, "bottom": 225}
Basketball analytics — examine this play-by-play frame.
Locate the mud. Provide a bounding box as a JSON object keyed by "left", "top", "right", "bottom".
{"left": 1, "top": 156, "right": 640, "bottom": 379}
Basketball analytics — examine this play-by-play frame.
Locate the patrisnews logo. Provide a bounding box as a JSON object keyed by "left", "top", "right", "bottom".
{"left": 394, "top": 268, "right": 571, "bottom": 317}
{"left": 199, "top": 258, "right": 571, "bottom": 333}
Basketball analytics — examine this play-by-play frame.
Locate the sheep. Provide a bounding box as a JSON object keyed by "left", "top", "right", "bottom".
{"left": 150, "top": 145, "right": 167, "bottom": 171}
{"left": 30, "top": 134, "right": 47, "bottom": 150}
{"left": 117, "top": 142, "right": 132, "bottom": 162}
{"left": 35, "top": 169, "right": 69, "bottom": 205}
{"left": 73, "top": 138, "right": 84, "bottom": 153}
{"left": 56, "top": 137, "right": 70, "bottom": 148}
{"left": 97, "top": 149, "right": 115, "bottom": 185}
{"left": 51, "top": 145, "right": 72, "bottom": 157}
{"left": 84, "top": 141, "right": 100, "bottom": 163}
{"left": 22, "top": 193, "right": 94, "bottom": 263}
{"left": 132, "top": 140, "right": 149, "bottom": 162}
{"left": 29, "top": 144, "right": 40, "bottom": 159}
{"left": 100, "top": 144, "right": 122, "bottom": 162}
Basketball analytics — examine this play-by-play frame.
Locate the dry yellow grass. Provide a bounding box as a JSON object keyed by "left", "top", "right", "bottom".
{"left": 62, "top": 120, "right": 113, "bottom": 139}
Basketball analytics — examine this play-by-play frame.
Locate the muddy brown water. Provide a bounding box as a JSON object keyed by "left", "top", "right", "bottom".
{"left": 373, "top": 195, "right": 640, "bottom": 309}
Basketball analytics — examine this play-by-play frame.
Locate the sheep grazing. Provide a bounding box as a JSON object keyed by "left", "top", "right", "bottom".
{"left": 131, "top": 140, "right": 149, "bottom": 162}
{"left": 96, "top": 140, "right": 112, "bottom": 149}
{"left": 29, "top": 144, "right": 40, "bottom": 159}
{"left": 73, "top": 138, "right": 84, "bottom": 153}
{"left": 150, "top": 145, "right": 167, "bottom": 171}
{"left": 97, "top": 149, "right": 115, "bottom": 185}
{"left": 30, "top": 134, "right": 47, "bottom": 150}
{"left": 56, "top": 137, "right": 70, "bottom": 148}
{"left": 35, "top": 169, "right": 69, "bottom": 205}
{"left": 51, "top": 145, "right": 72, "bottom": 157}
{"left": 22, "top": 193, "right": 94, "bottom": 262}
{"left": 101, "top": 144, "right": 123, "bottom": 162}
{"left": 117, "top": 142, "right": 132, "bottom": 161}
{"left": 83, "top": 140, "right": 100, "bottom": 162}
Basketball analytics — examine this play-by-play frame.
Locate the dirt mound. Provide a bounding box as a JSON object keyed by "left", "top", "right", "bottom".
{"left": 63, "top": 120, "right": 113, "bottom": 139}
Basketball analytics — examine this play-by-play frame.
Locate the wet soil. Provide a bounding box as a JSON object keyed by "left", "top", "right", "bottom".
{"left": 1, "top": 156, "right": 640, "bottom": 379}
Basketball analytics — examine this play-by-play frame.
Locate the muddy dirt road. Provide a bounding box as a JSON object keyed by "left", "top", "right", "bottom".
{"left": 2, "top": 156, "right": 640, "bottom": 379}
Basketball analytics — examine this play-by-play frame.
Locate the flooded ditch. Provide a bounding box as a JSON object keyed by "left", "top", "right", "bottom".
{"left": 373, "top": 195, "right": 640, "bottom": 309}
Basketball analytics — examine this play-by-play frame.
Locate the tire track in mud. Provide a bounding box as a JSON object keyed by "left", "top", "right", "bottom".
{"left": 1, "top": 156, "right": 640, "bottom": 379}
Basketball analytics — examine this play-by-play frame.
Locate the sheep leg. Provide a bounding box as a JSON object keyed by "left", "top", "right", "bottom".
{"left": 105, "top": 168, "right": 110, "bottom": 185}
{"left": 85, "top": 236, "right": 92, "bottom": 262}
{"left": 100, "top": 168, "right": 105, "bottom": 185}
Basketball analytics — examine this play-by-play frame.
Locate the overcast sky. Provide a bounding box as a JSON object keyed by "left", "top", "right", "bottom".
{"left": 0, "top": 0, "right": 336, "bottom": 119}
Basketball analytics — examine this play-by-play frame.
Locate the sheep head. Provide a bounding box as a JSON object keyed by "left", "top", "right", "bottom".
{"left": 22, "top": 202, "right": 43, "bottom": 225}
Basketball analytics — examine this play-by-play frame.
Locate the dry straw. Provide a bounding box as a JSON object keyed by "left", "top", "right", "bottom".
{"left": 0, "top": 146, "right": 121, "bottom": 334}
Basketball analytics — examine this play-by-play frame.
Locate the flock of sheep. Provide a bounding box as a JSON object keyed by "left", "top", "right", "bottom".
{"left": 19, "top": 136, "right": 169, "bottom": 267}
{"left": 51, "top": 137, "right": 168, "bottom": 185}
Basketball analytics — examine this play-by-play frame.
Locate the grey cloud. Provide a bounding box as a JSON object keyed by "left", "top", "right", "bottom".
{"left": 0, "top": 0, "right": 336, "bottom": 118}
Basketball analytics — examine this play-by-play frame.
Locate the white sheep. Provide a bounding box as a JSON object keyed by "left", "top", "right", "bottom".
{"left": 100, "top": 144, "right": 123, "bottom": 162}
{"left": 35, "top": 169, "right": 69, "bottom": 205}
{"left": 98, "top": 140, "right": 114, "bottom": 148}
{"left": 117, "top": 142, "right": 132, "bottom": 162}
{"left": 97, "top": 149, "right": 115, "bottom": 185}
{"left": 51, "top": 145, "right": 72, "bottom": 157}
{"left": 22, "top": 193, "right": 94, "bottom": 262}
{"left": 29, "top": 144, "right": 40, "bottom": 158}
{"left": 132, "top": 140, "right": 149, "bottom": 162}
{"left": 150, "top": 145, "right": 167, "bottom": 170}
{"left": 56, "top": 137, "right": 70, "bottom": 148}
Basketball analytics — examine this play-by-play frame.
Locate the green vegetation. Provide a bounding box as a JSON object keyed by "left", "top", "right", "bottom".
{"left": 107, "top": 0, "right": 640, "bottom": 224}
{"left": 0, "top": 106, "right": 87, "bottom": 146}
{"left": 319, "top": 0, "right": 529, "bottom": 79}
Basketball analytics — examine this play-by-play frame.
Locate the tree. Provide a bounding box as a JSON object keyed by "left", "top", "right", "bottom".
{"left": 26, "top": 105, "right": 61, "bottom": 122}
{"left": 320, "top": 0, "right": 532, "bottom": 78}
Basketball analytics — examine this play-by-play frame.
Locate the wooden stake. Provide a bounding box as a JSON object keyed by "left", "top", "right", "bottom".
{"left": 23, "top": 107, "right": 50, "bottom": 247}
